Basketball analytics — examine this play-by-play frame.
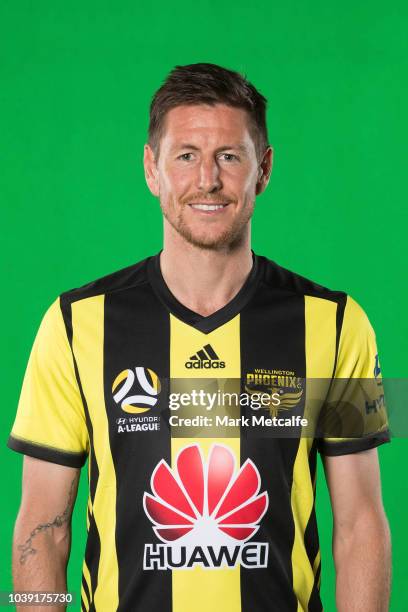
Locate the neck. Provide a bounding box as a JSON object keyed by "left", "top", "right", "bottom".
{"left": 160, "top": 224, "right": 253, "bottom": 317}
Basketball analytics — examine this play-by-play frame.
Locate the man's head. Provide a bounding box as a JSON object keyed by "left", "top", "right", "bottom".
{"left": 144, "top": 63, "right": 273, "bottom": 251}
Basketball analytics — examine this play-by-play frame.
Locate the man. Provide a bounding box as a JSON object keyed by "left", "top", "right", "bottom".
{"left": 8, "top": 63, "right": 391, "bottom": 611}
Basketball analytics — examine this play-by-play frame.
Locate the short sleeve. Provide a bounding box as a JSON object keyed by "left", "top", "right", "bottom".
{"left": 7, "top": 298, "right": 89, "bottom": 467}
{"left": 317, "top": 295, "right": 391, "bottom": 456}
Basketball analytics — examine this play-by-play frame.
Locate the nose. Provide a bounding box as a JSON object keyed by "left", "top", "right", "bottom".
{"left": 197, "top": 157, "right": 222, "bottom": 193}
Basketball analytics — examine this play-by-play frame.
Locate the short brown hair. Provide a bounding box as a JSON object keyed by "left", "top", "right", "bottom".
{"left": 148, "top": 63, "right": 269, "bottom": 160}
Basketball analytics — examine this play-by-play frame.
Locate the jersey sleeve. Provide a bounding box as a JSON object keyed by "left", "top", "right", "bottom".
{"left": 7, "top": 298, "right": 89, "bottom": 467}
{"left": 317, "top": 295, "right": 391, "bottom": 456}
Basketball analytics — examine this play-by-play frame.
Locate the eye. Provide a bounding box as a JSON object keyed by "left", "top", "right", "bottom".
{"left": 219, "top": 153, "right": 239, "bottom": 162}
{"left": 177, "top": 152, "right": 194, "bottom": 161}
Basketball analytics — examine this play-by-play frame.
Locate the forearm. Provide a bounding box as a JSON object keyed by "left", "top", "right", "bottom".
{"left": 12, "top": 515, "right": 71, "bottom": 611}
{"left": 333, "top": 510, "right": 391, "bottom": 611}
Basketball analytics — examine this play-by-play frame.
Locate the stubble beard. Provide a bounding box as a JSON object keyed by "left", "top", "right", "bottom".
{"left": 160, "top": 198, "right": 255, "bottom": 252}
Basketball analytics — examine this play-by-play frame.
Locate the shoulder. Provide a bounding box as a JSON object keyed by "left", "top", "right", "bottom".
{"left": 257, "top": 254, "right": 374, "bottom": 332}
{"left": 257, "top": 253, "right": 347, "bottom": 304}
{"left": 59, "top": 253, "right": 153, "bottom": 307}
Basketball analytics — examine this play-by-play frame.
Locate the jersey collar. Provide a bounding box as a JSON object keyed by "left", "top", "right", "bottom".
{"left": 147, "top": 249, "right": 262, "bottom": 334}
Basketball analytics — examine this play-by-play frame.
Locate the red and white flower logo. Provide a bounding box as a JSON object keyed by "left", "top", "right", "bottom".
{"left": 143, "top": 443, "right": 268, "bottom": 546}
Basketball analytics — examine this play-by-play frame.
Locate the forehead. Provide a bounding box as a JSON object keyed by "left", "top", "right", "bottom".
{"left": 161, "top": 104, "right": 254, "bottom": 147}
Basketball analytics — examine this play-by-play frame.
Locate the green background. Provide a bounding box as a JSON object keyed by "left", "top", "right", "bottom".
{"left": 1, "top": 1, "right": 406, "bottom": 610}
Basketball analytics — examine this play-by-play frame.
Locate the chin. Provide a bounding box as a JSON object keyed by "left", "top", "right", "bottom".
{"left": 178, "top": 226, "right": 247, "bottom": 251}
{"left": 163, "top": 208, "right": 250, "bottom": 251}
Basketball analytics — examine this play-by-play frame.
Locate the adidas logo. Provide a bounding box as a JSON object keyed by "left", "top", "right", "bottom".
{"left": 185, "top": 343, "right": 226, "bottom": 369}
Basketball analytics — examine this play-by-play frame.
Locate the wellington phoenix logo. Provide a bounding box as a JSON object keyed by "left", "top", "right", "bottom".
{"left": 112, "top": 367, "right": 160, "bottom": 414}
{"left": 143, "top": 444, "right": 269, "bottom": 570}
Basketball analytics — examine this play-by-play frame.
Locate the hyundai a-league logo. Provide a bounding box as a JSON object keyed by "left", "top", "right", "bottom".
{"left": 112, "top": 367, "right": 161, "bottom": 414}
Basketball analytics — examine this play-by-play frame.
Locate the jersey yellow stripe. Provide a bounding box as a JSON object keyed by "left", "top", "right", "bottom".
{"left": 170, "top": 314, "right": 241, "bottom": 612}
{"left": 290, "top": 296, "right": 337, "bottom": 610}
{"left": 171, "top": 437, "right": 241, "bottom": 612}
{"left": 72, "top": 296, "right": 119, "bottom": 609}
{"left": 304, "top": 296, "right": 337, "bottom": 379}
{"left": 291, "top": 436, "right": 315, "bottom": 612}
{"left": 335, "top": 296, "right": 375, "bottom": 379}
{"left": 86, "top": 495, "right": 93, "bottom": 531}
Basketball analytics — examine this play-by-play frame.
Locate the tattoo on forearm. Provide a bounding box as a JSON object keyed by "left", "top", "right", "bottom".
{"left": 18, "top": 475, "right": 78, "bottom": 564}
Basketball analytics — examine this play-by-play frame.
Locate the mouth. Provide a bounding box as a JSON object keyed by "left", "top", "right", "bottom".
{"left": 188, "top": 203, "right": 230, "bottom": 214}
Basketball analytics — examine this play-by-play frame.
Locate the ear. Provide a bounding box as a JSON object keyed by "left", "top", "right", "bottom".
{"left": 255, "top": 146, "right": 273, "bottom": 196}
{"left": 144, "top": 144, "right": 160, "bottom": 197}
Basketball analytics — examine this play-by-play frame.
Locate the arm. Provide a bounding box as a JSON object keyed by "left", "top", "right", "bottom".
{"left": 322, "top": 448, "right": 391, "bottom": 611}
{"left": 12, "top": 456, "right": 80, "bottom": 612}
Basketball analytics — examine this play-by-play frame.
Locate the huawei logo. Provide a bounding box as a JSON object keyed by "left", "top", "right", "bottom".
{"left": 143, "top": 444, "right": 269, "bottom": 570}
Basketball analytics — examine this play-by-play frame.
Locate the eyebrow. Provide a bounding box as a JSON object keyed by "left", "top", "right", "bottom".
{"left": 173, "top": 143, "right": 249, "bottom": 154}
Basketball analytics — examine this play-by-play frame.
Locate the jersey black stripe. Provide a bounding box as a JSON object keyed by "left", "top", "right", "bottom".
{"left": 83, "top": 504, "right": 100, "bottom": 607}
{"left": 239, "top": 281, "right": 307, "bottom": 612}
{"left": 60, "top": 297, "right": 101, "bottom": 602}
{"left": 308, "top": 561, "right": 323, "bottom": 612}
{"left": 81, "top": 575, "right": 91, "bottom": 607}
{"left": 103, "top": 284, "right": 172, "bottom": 612}
{"left": 304, "top": 441, "right": 320, "bottom": 569}
{"left": 331, "top": 293, "right": 348, "bottom": 380}
{"left": 60, "top": 298, "right": 95, "bottom": 480}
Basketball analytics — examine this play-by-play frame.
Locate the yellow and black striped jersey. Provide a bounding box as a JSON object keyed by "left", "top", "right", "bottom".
{"left": 8, "top": 251, "right": 390, "bottom": 612}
